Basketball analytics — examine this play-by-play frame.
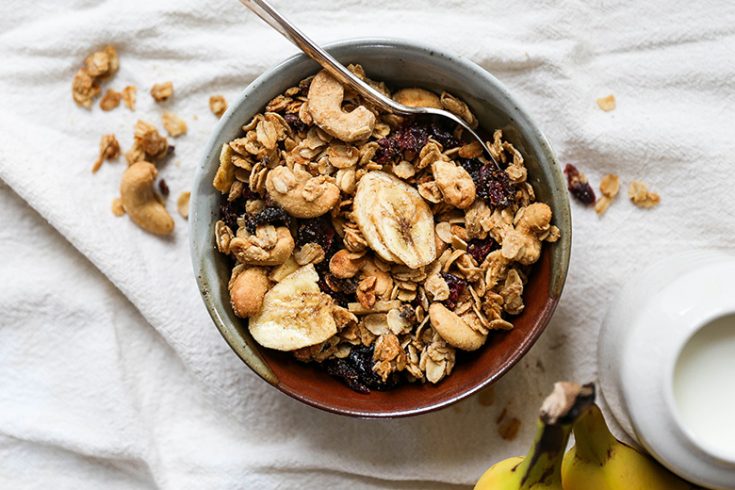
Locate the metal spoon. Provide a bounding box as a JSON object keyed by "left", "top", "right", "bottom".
{"left": 239, "top": 0, "right": 501, "bottom": 168}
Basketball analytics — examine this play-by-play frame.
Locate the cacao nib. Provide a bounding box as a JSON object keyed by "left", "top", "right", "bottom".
{"left": 245, "top": 206, "right": 291, "bottom": 234}
{"left": 467, "top": 238, "right": 497, "bottom": 264}
{"left": 442, "top": 272, "right": 467, "bottom": 311}
{"left": 476, "top": 165, "right": 515, "bottom": 208}
{"left": 326, "top": 345, "right": 399, "bottom": 393}
{"left": 564, "top": 163, "right": 596, "bottom": 205}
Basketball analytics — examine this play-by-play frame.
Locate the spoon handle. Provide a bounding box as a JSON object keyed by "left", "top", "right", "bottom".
{"left": 239, "top": 0, "right": 406, "bottom": 114}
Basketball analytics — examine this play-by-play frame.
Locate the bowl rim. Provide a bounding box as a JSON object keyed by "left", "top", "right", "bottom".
{"left": 190, "top": 36, "right": 571, "bottom": 417}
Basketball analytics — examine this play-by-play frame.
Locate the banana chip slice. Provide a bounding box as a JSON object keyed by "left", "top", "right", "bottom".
{"left": 248, "top": 264, "right": 337, "bottom": 351}
{"left": 353, "top": 171, "right": 436, "bottom": 269}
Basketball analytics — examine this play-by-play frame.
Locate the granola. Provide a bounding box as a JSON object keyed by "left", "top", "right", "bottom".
{"left": 99, "top": 89, "right": 121, "bottom": 111}
{"left": 71, "top": 45, "right": 118, "bottom": 108}
{"left": 628, "top": 180, "right": 660, "bottom": 208}
{"left": 162, "top": 111, "right": 188, "bottom": 138}
{"left": 209, "top": 95, "right": 227, "bottom": 118}
{"left": 596, "top": 94, "right": 616, "bottom": 112}
{"left": 150, "top": 81, "right": 174, "bottom": 103}
{"left": 213, "top": 67, "right": 559, "bottom": 392}
{"left": 92, "top": 134, "right": 120, "bottom": 173}
{"left": 122, "top": 85, "right": 137, "bottom": 110}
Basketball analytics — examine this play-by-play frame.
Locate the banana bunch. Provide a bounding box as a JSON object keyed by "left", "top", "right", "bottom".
{"left": 474, "top": 382, "right": 595, "bottom": 490}
{"left": 474, "top": 383, "right": 696, "bottom": 490}
{"left": 562, "top": 404, "right": 693, "bottom": 490}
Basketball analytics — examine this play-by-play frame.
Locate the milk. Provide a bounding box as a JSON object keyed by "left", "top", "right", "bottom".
{"left": 673, "top": 314, "right": 735, "bottom": 460}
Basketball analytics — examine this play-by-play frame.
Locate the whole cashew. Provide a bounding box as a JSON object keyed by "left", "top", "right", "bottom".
{"left": 428, "top": 303, "right": 487, "bottom": 351}
{"left": 265, "top": 166, "right": 340, "bottom": 218}
{"left": 229, "top": 266, "right": 270, "bottom": 318}
{"left": 120, "top": 161, "right": 174, "bottom": 236}
{"left": 307, "top": 70, "right": 376, "bottom": 142}
{"left": 392, "top": 87, "right": 442, "bottom": 109}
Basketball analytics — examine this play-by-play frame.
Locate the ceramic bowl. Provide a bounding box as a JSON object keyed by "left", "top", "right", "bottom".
{"left": 190, "top": 38, "right": 571, "bottom": 417}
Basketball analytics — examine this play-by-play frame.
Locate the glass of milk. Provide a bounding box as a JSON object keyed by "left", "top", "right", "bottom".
{"left": 598, "top": 250, "right": 735, "bottom": 490}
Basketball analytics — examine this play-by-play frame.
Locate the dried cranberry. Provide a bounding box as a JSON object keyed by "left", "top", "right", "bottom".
{"left": 374, "top": 119, "right": 433, "bottom": 164}
{"left": 428, "top": 120, "right": 459, "bottom": 148}
{"left": 467, "top": 238, "right": 497, "bottom": 264}
{"left": 284, "top": 113, "right": 307, "bottom": 133}
{"left": 442, "top": 272, "right": 467, "bottom": 310}
{"left": 374, "top": 136, "right": 401, "bottom": 164}
{"left": 245, "top": 206, "right": 291, "bottom": 234}
{"left": 219, "top": 199, "right": 244, "bottom": 230}
{"left": 325, "top": 345, "right": 398, "bottom": 393}
{"left": 564, "top": 163, "right": 596, "bottom": 205}
{"left": 476, "top": 165, "right": 515, "bottom": 208}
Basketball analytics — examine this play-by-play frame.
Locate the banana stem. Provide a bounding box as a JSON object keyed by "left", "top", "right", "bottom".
{"left": 571, "top": 404, "right": 617, "bottom": 465}
{"left": 517, "top": 382, "right": 596, "bottom": 489}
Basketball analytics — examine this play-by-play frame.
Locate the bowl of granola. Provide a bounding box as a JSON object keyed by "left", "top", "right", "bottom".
{"left": 190, "top": 38, "right": 571, "bottom": 417}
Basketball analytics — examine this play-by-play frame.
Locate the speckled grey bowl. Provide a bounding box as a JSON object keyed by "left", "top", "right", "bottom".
{"left": 190, "top": 38, "right": 571, "bottom": 417}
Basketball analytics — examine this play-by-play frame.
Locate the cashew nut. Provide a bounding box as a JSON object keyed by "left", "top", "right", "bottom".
{"left": 329, "top": 249, "right": 365, "bottom": 279}
{"left": 428, "top": 303, "right": 487, "bottom": 351}
{"left": 393, "top": 87, "right": 442, "bottom": 109}
{"left": 229, "top": 226, "right": 294, "bottom": 266}
{"left": 431, "top": 160, "right": 476, "bottom": 209}
{"left": 307, "top": 70, "right": 376, "bottom": 142}
{"left": 229, "top": 266, "right": 270, "bottom": 318}
{"left": 120, "top": 161, "right": 174, "bottom": 236}
{"left": 265, "top": 166, "right": 340, "bottom": 218}
{"left": 501, "top": 203, "right": 552, "bottom": 266}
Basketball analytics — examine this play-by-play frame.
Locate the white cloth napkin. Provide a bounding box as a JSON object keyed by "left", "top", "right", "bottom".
{"left": 1, "top": 0, "right": 734, "bottom": 487}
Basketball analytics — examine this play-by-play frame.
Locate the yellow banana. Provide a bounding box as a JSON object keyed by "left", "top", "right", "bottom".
{"left": 474, "top": 382, "right": 595, "bottom": 490}
{"left": 561, "top": 404, "right": 694, "bottom": 490}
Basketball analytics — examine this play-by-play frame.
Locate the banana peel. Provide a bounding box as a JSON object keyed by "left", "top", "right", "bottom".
{"left": 561, "top": 404, "right": 696, "bottom": 490}
{"left": 474, "top": 382, "right": 595, "bottom": 490}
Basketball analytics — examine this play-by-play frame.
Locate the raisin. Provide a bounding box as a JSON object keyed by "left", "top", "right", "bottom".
{"left": 296, "top": 217, "right": 341, "bottom": 259}
{"left": 564, "top": 163, "right": 596, "bottom": 205}
{"left": 442, "top": 272, "right": 467, "bottom": 310}
{"left": 219, "top": 198, "right": 244, "bottom": 230}
{"left": 284, "top": 113, "right": 307, "bottom": 133}
{"left": 467, "top": 238, "right": 497, "bottom": 264}
{"left": 428, "top": 120, "right": 459, "bottom": 149}
{"left": 318, "top": 274, "right": 355, "bottom": 307}
{"left": 326, "top": 345, "right": 399, "bottom": 393}
{"left": 476, "top": 165, "right": 515, "bottom": 208}
{"left": 157, "top": 179, "right": 169, "bottom": 197}
{"left": 245, "top": 206, "right": 291, "bottom": 234}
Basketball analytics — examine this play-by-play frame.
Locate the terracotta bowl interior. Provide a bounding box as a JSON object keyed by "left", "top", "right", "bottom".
{"left": 190, "top": 38, "right": 571, "bottom": 418}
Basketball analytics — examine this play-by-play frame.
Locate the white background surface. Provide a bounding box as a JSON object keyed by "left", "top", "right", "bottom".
{"left": 1, "top": 0, "right": 734, "bottom": 488}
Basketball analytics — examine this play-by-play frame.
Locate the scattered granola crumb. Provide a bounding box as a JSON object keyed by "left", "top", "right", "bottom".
{"left": 162, "top": 111, "right": 188, "bottom": 138}
{"left": 595, "top": 173, "right": 620, "bottom": 215}
{"left": 122, "top": 85, "right": 137, "bottom": 110}
{"left": 177, "top": 192, "right": 191, "bottom": 219}
{"left": 158, "top": 179, "right": 170, "bottom": 197}
{"left": 498, "top": 417, "right": 522, "bottom": 441}
{"left": 72, "top": 46, "right": 118, "bottom": 108}
{"left": 111, "top": 197, "right": 125, "bottom": 217}
{"left": 209, "top": 95, "right": 227, "bottom": 118}
{"left": 150, "top": 81, "right": 174, "bottom": 103}
{"left": 71, "top": 68, "right": 100, "bottom": 109}
{"left": 564, "top": 163, "right": 596, "bottom": 205}
{"left": 92, "top": 134, "right": 120, "bottom": 173}
{"left": 478, "top": 386, "right": 495, "bottom": 406}
{"left": 125, "top": 120, "right": 169, "bottom": 164}
{"left": 99, "top": 89, "right": 121, "bottom": 111}
{"left": 628, "top": 180, "right": 660, "bottom": 208}
{"left": 84, "top": 45, "right": 119, "bottom": 79}
{"left": 596, "top": 94, "right": 616, "bottom": 112}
